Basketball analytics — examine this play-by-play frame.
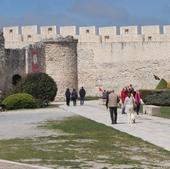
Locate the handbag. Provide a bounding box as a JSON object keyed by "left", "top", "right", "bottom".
{"left": 140, "top": 98, "right": 144, "bottom": 104}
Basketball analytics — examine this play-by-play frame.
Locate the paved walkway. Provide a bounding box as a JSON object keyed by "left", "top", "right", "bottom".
{"left": 60, "top": 100, "right": 170, "bottom": 152}
{"left": 0, "top": 160, "right": 50, "bottom": 169}
{"left": 0, "top": 107, "right": 74, "bottom": 169}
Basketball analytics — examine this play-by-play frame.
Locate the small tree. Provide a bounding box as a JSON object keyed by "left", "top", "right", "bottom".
{"left": 14, "top": 73, "right": 57, "bottom": 105}
{"left": 156, "top": 79, "right": 168, "bottom": 89}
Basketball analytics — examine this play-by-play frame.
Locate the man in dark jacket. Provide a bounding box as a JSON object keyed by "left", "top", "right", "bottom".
{"left": 65, "top": 88, "right": 71, "bottom": 106}
{"left": 71, "top": 89, "right": 78, "bottom": 106}
{"left": 79, "top": 87, "right": 86, "bottom": 105}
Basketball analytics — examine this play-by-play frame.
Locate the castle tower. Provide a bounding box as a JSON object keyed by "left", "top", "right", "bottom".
{"left": 43, "top": 36, "right": 78, "bottom": 100}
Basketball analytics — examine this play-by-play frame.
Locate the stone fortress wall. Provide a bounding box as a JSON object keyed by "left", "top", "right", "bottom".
{"left": 0, "top": 33, "right": 78, "bottom": 100}
{"left": 3, "top": 25, "right": 170, "bottom": 96}
{"left": 0, "top": 32, "right": 26, "bottom": 91}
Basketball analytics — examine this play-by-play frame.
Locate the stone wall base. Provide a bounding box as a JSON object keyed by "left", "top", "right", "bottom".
{"left": 143, "top": 105, "right": 160, "bottom": 115}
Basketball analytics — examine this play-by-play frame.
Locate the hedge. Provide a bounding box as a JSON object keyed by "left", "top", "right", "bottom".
{"left": 144, "top": 90, "right": 170, "bottom": 106}
{"left": 139, "top": 89, "right": 163, "bottom": 102}
{"left": 2, "top": 93, "right": 37, "bottom": 110}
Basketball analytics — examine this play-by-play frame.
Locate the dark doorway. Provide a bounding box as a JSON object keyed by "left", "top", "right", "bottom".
{"left": 12, "top": 74, "right": 21, "bottom": 86}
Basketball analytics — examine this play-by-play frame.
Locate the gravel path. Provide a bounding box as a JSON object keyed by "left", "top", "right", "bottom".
{"left": 0, "top": 106, "right": 75, "bottom": 139}
{"left": 0, "top": 106, "right": 75, "bottom": 168}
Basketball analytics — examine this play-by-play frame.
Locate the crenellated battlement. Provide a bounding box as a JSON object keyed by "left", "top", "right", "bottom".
{"left": 2, "top": 25, "right": 170, "bottom": 97}
{"left": 3, "top": 25, "right": 170, "bottom": 48}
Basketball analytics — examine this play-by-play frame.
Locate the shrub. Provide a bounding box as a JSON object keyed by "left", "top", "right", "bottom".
{"left": 167, "top": 82, "right": 170, "bottom": 89}
{"left": 156, "top": 79, "right": 168, "bottom": 89}
{"left": 14, "top": 73, "right": 57, "bottom": 105}
{"left": 84, "top": 96, "right": 100, "bottom": 101}
{"left": 139, "top": 89, "right": 163, "bottom": 102}
{"left": 145, "top": 90, "right": 170, "bottom": 106}
{"left": 35, "top": 99, "right": 45, "bottom": 108}
{"left": 2, "top": 93, "right": 37, "bottom": 110}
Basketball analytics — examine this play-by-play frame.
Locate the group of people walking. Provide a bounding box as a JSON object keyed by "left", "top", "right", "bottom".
{"left": 65, "top": 87, "right": 86, "bottom": 106}
{"left": 121, "top": 85, "right": 142, "bottom": 115}
{"left": 65, "top": 84, "right": 142, "bottom": 125}
{"left": 106, "top": 84, "right": 143, "bottom": 124}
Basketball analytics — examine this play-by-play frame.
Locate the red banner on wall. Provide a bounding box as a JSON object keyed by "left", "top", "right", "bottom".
{"left": 32, "top": 51, "right": 39, "bottom": 73}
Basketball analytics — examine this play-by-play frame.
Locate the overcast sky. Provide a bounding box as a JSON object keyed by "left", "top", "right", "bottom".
{"left": 0, "top": 0, "right": 170, "bottom": 27}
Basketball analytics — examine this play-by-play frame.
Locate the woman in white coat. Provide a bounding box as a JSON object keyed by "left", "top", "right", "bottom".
{"left": 124, "top": 92, "right": 136, "bottom": 124}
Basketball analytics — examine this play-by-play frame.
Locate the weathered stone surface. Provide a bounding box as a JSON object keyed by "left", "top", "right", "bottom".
{"left": 0, "top": 32, "right": 6, "bottom": 90}
{"left": 0, "top": 32, "right": 26, "bottom": 91}
{"left": 3, "top": 25, "right": 170, "bottom": 99}
{"left": 143, "top": 105, "right": 160, "bottom": 115}
{"left": 44, "top": 38, "right": 78, "bottom": 100}
{"left": 0, "top": 32, "right": 78, "bottom": 101}
{"left": 4, "top": 49, "right": 25, "bottom": 90}
{"left": 77, "top": 42, "right": 170, "bottom": 96}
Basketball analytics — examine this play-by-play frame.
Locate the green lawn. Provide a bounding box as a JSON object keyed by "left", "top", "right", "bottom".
{"left": 0, "top": 116, "right": 169, "bottom": 169}
{"left": 83, "top": 96, "right": 100, "bottom": 101}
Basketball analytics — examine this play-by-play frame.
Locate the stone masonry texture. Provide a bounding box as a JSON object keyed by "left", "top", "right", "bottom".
{"left": 0, "top": 33, "right": 26, "bottom": 91}
{"left": 3, "top": 24, "right": 170, "bottom": 98}
{"left": 0, "top": 33, "right": 78, "bottom": 101}
{"left": 44, "top": 38, "right": 78, "bottom": 100}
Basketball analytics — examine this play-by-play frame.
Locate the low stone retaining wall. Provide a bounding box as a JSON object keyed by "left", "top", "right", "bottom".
{"left": 143, "top": 105, "right": 160, "bottom": 115}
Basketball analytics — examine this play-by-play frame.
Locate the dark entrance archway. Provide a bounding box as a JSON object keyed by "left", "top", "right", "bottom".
{"left": 12, "top": 74, "right": 22, "bottom": 86}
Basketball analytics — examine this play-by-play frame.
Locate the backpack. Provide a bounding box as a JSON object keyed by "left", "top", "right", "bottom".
{"left": 71, "top": 91, "right": 77, "bottom": 99}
